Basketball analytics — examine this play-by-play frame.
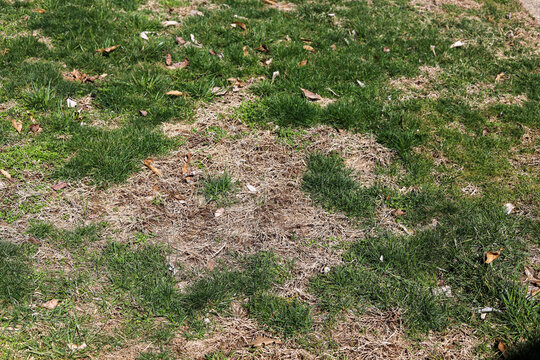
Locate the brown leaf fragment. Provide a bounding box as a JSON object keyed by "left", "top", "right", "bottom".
{"left": 11, "top": 118, "right": 23, "bottom": 133}
{"left": 383, "top": 46, "right": 390, "bottom": 53}
{"left": 0, "top": 169, "right": 12, "bottom": 180}
{"left": 497, "top": 340, "right": 507, "bottom": 357}
{"left": 485, "top": 248, "right": 503, "bottom": 264}
{"left": 242, "top": 45, "right": 249, "bottom": 56}
{"left": 300, "top": 88, "right": 322, "bottom": 101}
{"left": 96, "top": 45, "right": 120, "bottom": 54}
{"left": 35, "top": 8, "right": 47, "bottom": 13}
{"left": 167, "top": 58, "right": 189, "bottom": 70}
{"left": 330, "top": 44, "right": 337, "bottom": 51}
{"left": 42, "top": 299, "right": 59, "bottom": 310}
{"left": 495, "top": 72, "right": 505, "bottom": 82}
{"left": 176, "top": 36, "right": 186, "bottom": 46}
{"left": 209, "top": 48, "right": 217, "bottom": 56}
{"left": 391, "top": 209, "right": 406, "bottom": 217}
{"left": 232, "top": 22, "right": 247, "bottom": 30}
{"left": 262, "top": 58, "right": 273, "bottom": 66}
{"left": 303, "top": 45, "right": 314, "bottom": 52}
{"left": 144, "top": 159, "right": 162, "bottom": 177}
{"left": 262, "top": 0, "right": 277, "bottom": 4}
{"left": 298, "top": 59, "right": 308, "bottom": 67}
{"left": 0, "top": 49, "right": 9, "bottom": 56}
{"left": 248, "top": 336, "right": 282, "bottom": 348}
{"left": 51, "top": 182, "right": 68, "bottom": 191}
{"left": 29, "top": 123, "right": 42, "bottom": 133}
{"left": 139, "top": 110, "right": 148, "bottom": 117}
{"left": 211, "top": 87, "right": 227, "bottom": 96}
{"left": 165, "top": 53, "right": 172, "bottom": 66}
{"left": 482, "top": 128, "right": 489, "bottom": 136}
{"left": 214, "top": 207, "right": 224, "bottom": 218}
{"left": 182, "top": 153, "right": 192, "bottom": 176}
{"left": 257, "top": 44, "right": 269, "bottom": 53}
{"left": 227, "top": 77, "right": 243, "bottom": 87}
{"left": 166, "top": 90, "right": 187, "bottom": 96}
{"left": 27, "top": 237, "right": 40, "bottom": 245}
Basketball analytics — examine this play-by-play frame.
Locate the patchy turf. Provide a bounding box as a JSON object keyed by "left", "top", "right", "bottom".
{"left": 1, "top": 0, "right": 539, "bottom": 358}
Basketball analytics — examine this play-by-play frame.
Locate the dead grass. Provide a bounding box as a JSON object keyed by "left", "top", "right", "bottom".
{"left": 411, "top": 0, "right": 482, "bottom": 13}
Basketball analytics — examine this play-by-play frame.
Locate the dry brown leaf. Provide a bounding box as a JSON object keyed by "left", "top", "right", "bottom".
{"left": 209, "top": 48, "right": 217, "bottom": 56}
{"left": 51, "top": 182, "right": 68, "bottom": 191}
{"left": 242, "top": 45, "right": 249, "bottom": 56}
{"left": 300, "top": 88, "right": 322, "bottom": 101}
{"left": 248, "top": 336, "right": 282, "bottom": 348}
{"left": 262, "top": 0, "right": 277, "bottom": 4}
{"left": 497, "top": 340, "right": 507, "bottom": 357}
{"left": 0, "top": 49, "right": 9, "bottom": 56}
{"left": 391, "top": 209, "right": 406, "bottom": 217}
{"left": 166, "top": 90, "right": 187, "bottom": 96}
{"left": 303, "top": 45, "right": 315, "bottom": 52}
{"left": 35, "top": 8, "right": 47, "bottom": 13}
{"left": 257, "top": 44, "right": 269, "bottom": 53}
{"left": 139, "top": 110, "right": 148, "bottom": 117}
{"left": 42, "top": 299, "right": 59, "bottom": 310}
{"left": 262, "top": 58, "right": 273, "bottom": 66}
{"left": 232, "top": 22, "right": 247, "bottom": 30}
{"left": 383, "top": 46, "right": 390, "bottom": 53}
{"left": 96, "top": 45, "right": 120, "bottom": 54}
{"left": 182, "top": 153, "right": 192, "bottom": 176}
{"left": 27, "top": 237, "right": 40, "bottom": 245}
{"left": 29, "top": 123, "right": 42, "bottom": 133}
{"left": 165, "top": 53, "right": 172, "bottom": 66}
{"left": 298, "top": 59, "right": 308, "bottom": 67}
{"left": 11, "top": 118, "right": 22, "bottom": 133}
{"left": 215, "top": 207, "right": 224, "bottom": 217}
{"left": 495, "top": 72, "right": 505, "bottom": 82}
{"left": 167, "top": 58, "right": 189, "bottom": 70}
{"left": 330, "top": 44, "right": 337, "bottom": 51}
{"left": 144, "top": 159, "right": 162, "bottom": 177}
{"left": 0, "top": 169, "right": 11, "bottom": 180}
{"left": 211, "top": 87, "right": 228, "bottom": 96}
{"left": 176, "top": 36, "right": 186, "bottom": 46}
{"left": 485, "top": 248, "right": 503, "bottom": 264}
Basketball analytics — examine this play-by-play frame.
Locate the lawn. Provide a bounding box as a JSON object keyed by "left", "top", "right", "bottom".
{"left": 1, "top": 0, "right": 539, "bottom": 358}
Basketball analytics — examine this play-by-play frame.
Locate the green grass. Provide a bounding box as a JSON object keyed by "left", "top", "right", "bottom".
{"left": 302, "top": 153, "right": 384, "bottom": 220}
{"left": 200, "top": 172, "right": 236, "bottom": 205}
{"left": 0, "top": 241, "right": 35, "bottom": 304}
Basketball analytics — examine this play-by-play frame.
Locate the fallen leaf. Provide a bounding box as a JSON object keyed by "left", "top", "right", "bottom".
{"left": 300, "top": 88, "right": 322, "bottom": 101}
{"left": 67, "top": 343, "right": 87, "bottom": 351}
{"left": 27, "top": 237, "right": 40, "bottom": 245}
{"left": 139, "top": 110, "right": 148, "bottom": 117}
{"left": 330, "top": 44, "right": 337, "bottom": 51}
{"left": 391, "top": 209, "right": 406, "bottom": 217}
{"left": 262, "top": 0, "right": 277, "bottom": 4}
{"left": 167, "top": 58, "right": 189, "bottom": 70}
{"left": 227, "top": 77, "right": 242, "bottom": 86}
{"left": 215, "top": 207, "right": 224, "bottom": 218}
{"left": 209, "top": 48, "right": 217, "bottom": 56}
{"left": 0, "top": 169, "right": 11, "bottom": 180}
{"left": 383, "top": 46, "right": 390, "bottom": 53}
{"left": 262, "top": 58, "right": 273, "bottom": 66}
{"left": 140, "top": 31, "right": 149, "bottom": 40}
{"left": 143, "top": 159, "right": 162, "bottom": 177}
{"left": 504, "top": 203, "right": 514, "bottom": 214}
{"left": 0, "top": 49, "right": 9, "bottom": 56}
{"left": 51, "top": 182, "right": 68, "bottom": 191}
{"left": 450, "top": 40, "right": 464, "bottom": 49}
{"left": 430, "top": 44, "right": 436, "bottom": 56}
{"left": 66, "top": 98, "right": 77, "bottom": 108}
{"left": 303, "top": 45, "right": 314, "bottom": 52}
{"left": 182, "top": 153, "right": 192, "bottom": 176}
{"left": 246, "top": 184, "right": 257, "bottom": 192}
{"left": 29, "top": 123, "right": 42, "bottom": 133}
{"left": 35, "top": 8, "right": 46, "bottom": 13}
{"left": 176, "top": 36, "right": 186, "bottom": 46}
{"left": 188, "top": 9, "right": 204, "bottom": 17}
{"left": 242, "top": 45, "right": 249, "bottom": 56}
{"left": 248, "top": 336, "right": 282, "bottom": 348}
{"left": 257, "top": 44, "right": 269, "bottom": 53}
{"left": 497, "top": 340, "right": 507, "bottom": 357}
{"left": 272, "top": 71, "right": 279, "bottom": 82}
{"left": 166, "top": 90, "right": 187, "bottom": 96}
{"left": 96, "top": 45, "right": 120, "bottom": 54}
{"left": 211, "top": 87, "right": 228, "bottom": 96}
{"left": 356, "top": 79, "right": 365, "bottom": 88}
{"left": 495, "top": 72, "right": 505, "bottom": 82}
{"left": 298, "top": 59, "right": 308, "bottom": 67}
{"left": 11, "top": 118, "right": 22, "bottom": 133}
{"left": 485, "top": 248, "right": 503, "bottom": 264}
{"left": 482, "top": 128, "right": 489, "bottom": 136}
{"left": 162, "top": 20, "right": 179, "bottom": 27}
{"left": 232, "top": 22, "right": 247, "bottom": 30}
{"left": 42, "top": 299, "right": 59, "bottom": 310}
{"left": 190, "top": 34, "right": 201, "bottom": 47}
{"left": 165, "top": 53, "right": 172, "bottom": 66}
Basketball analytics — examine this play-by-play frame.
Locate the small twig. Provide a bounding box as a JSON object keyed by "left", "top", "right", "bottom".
{"left": 212, "top": 244, "right": 227, "bottom": 258}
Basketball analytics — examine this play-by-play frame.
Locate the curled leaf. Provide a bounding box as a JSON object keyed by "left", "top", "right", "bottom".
{"left": 11, "top": 118, "right": 22, "bottom": 133}
{"left": 165, "top": 53, "right": 172, "bottom": 66}
{"left": 242, "top": 45, "right": 249, "bottom": 56}
{"left": 300, "top": 88, "right": 322, "bottom": 101}
{"left": 450, "top": 40, "right": 464, "bottom": 49}
{"left": 0, "top": 169, "right": 11, "bottom": 180}
{"left": 303, "top": 45, "right": 314, "bottom": 52}
{"left": 166, "top": 90, "right": 187, "bottom": 96}
{"left": 248, "top": 336, "right": 282, "bottom": 348}
{"left": 42, "top": 299, "right": 59, "bottom": 310}
{"left": 231, "top": 22, "right": 247, "bottom": 30}
{"left": 96, "top": 45, "right": 120, "bottom": 54}
{"left": 167, "top": 58, "right": 189, "bottom": 70}
{"left": 257, "top": 44, "right": 269, "bottom": 53}
{"left": 485, "top": 248, "right": 503, "bottom": 264}
{"left": 143, "top": 159, "right": 162, "bottom": 177}
{"left": 298, "top": 59, "right": 308, "bottom": 67}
